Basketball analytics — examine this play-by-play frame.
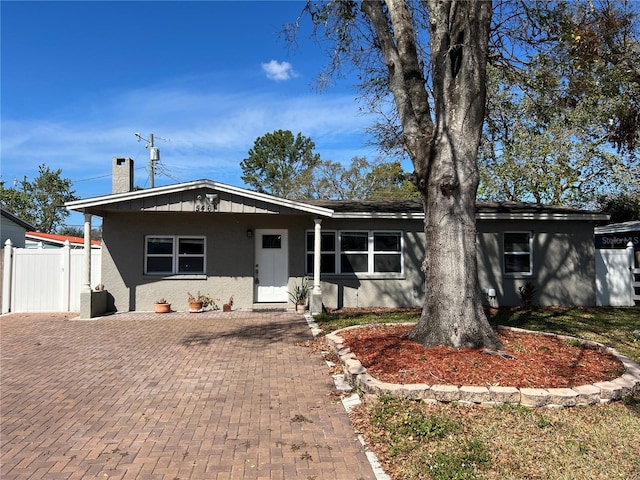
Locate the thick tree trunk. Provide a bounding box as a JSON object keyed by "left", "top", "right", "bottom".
{"left": 362, "top": 0, "right": 503, "bottom": 349}
{"left": 408, "top": 150, "right": 503, "bottom": 349}
{"left": 407, "top": 0, "right": 502, "bottom": 349}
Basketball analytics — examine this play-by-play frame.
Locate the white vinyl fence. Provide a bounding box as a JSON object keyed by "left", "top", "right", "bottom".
{"left": 595, "top": 242, "right": 636, "bottom": 306}
{"left": 2, "top": 240, "right": 101, "bottom": 313}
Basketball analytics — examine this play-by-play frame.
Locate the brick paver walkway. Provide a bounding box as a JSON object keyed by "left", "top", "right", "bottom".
{"left": 0, "top": 311, "right": 376, "bottom": 479}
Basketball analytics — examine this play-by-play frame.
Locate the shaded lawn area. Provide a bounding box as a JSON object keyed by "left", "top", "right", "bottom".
{"left": 486, "top": 306, "right": 640, "bottom": 363}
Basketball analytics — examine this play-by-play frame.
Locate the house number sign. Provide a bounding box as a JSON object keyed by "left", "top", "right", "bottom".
{"left": 195, "top": 193, "right": 219, "bottom": 212}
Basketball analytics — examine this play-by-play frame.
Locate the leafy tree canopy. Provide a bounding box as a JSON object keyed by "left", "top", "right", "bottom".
{"left": 291, "top": 0, "right": 503, "bottom": 349}
{"left": 240, "top": 130, "right": 321, "bottom": 198}
{"left": 598, "top": 191, "right": 640, "bottom": 222}
{"left": 57, "top": 226, "right": 103, "bottom": 241}
{"left": 286, "top": 0, "right": 640, "bottom": 348}
{"left": 295, "top": 156, "right": 418, "bottom": 200}
{"left": 0, "top": 164, "right": 78, "bottom": 233}
{"left": 479, "top": 0, "right": 640, "bottom": 205}
{"left": 293, "top": 1, "right": 640, "bottom": 208}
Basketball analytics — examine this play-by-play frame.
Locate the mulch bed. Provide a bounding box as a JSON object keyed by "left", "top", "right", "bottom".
{"left": 338, "top": 324, "right": 625, "bottom": 388}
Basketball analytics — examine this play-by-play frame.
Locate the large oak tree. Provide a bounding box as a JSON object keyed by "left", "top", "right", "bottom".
{"left": 292, "top": 0, "right": 640, "bottom": 348}
{"left": 296, "top": 0, "right": 503, "bottom": 349}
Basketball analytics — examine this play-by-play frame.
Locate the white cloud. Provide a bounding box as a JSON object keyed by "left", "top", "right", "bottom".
{"left": 261, "top": 60, "right": 296, "bottom": 81}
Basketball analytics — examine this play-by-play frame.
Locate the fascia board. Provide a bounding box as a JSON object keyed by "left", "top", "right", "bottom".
{"left": 476, "top": 212, "right": 609, "bottom": 221}
{"left": 332, "top": 212, "right": 609, "bottom": 221}
{"left": 332, "top": 212, "right": 425, "bottom": 220}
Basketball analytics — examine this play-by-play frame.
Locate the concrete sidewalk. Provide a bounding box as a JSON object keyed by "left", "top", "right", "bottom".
{"left": 0, "top": 311, "right": 377, "bottom": 479}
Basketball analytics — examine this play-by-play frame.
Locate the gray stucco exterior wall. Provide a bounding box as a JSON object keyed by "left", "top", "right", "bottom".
{"left": 100, "top": 212, "right": 599, "bottom": 312}
{"left": 314, "top": 217, "right": 425, "bottom": 310}
{"left": 68, "top": 179, "right": 604, "bottom": 312}
{"left": 101, "top": 212, "right": 315, "bottom": 312}
{"left": 476, "top": 219, "right": 598, "bottom": 307}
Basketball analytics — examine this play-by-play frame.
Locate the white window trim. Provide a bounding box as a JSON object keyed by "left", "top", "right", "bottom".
{"left": 144, "top": 235, "right": 207, "bottom": 275}
{"left": 306, "top": 230, "right": 338, "bottom": 274}
{"left": 503, "top": 231, "right": 533, "bottom": 277}
{"left": 305, "top": 230, "right": 404, "bottom": 277}
{"left": 340, "top": 230, "right": 370, "bottom": 274}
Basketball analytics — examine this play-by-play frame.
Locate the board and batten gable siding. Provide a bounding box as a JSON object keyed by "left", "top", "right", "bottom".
{"left": 102, "top": 189, "right": 308, "bottom": 215}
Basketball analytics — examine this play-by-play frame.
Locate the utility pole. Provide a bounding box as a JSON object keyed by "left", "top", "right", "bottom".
{"left": 135, "top": 133, "right": 160, "bottom": 188}
{"left": 148, "top": 133, "right": 156, "bottom": 188}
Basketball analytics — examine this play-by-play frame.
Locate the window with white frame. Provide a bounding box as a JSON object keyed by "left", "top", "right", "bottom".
{"left": 305, "top": 231, "right": 337, "bottom": 274}
{"left": 145, "top": 236, "right": 206, "bottom": 275}
{"left": 306, "top": 230, "right": 403, "bottom": 275}
{"left": 503, "top": 232, "right": 532, "bottom": 275}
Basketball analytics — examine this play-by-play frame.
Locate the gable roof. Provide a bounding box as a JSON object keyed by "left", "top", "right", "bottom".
{"left": 1, "top": 208, "right": 36, "bottom": 230}
{"left": 65, "top": 179, "right": 607, "bottom": 222}
{"left": 65, "top": 180, "right": 334, "bottom": 217}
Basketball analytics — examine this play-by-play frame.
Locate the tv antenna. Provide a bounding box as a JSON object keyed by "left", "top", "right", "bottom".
{"left": 134, "top": 132, "right": 168, "bottom": 188}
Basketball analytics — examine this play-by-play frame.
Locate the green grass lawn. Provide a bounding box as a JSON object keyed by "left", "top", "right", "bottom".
{"left": 315, "top": 306, "right": 640, "bottom": 480}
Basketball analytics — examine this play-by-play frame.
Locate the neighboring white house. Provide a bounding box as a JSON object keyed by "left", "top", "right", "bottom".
{"left": 595, "top": 221, "right": 640, "bottom": 306}
{"left": 1, "top": 208, "right": 35, "bottom": 249}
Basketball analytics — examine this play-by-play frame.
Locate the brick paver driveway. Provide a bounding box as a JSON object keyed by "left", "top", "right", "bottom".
{"left": 1, "top": 311, "right": 376, "bottom": 479}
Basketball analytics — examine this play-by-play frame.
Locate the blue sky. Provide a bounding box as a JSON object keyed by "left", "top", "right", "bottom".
{"left": 1, "top": 1, "right": 386, "bottom": 227}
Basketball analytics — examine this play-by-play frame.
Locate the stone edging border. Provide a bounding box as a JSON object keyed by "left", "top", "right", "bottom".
{"left": 325, "top": 323, "right": 640, "bottom": 408}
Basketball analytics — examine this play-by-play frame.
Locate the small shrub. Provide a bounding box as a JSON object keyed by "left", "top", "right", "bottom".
{"left": 518, "top": 281, "right": 537, "bottom": 309}
{"left": 288, "top": 278, "right": 311, "bottom": 308}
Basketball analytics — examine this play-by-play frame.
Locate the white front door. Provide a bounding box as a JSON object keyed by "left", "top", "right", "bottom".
{"left": 255, "top": 229, "right": 289, "bottom": 302}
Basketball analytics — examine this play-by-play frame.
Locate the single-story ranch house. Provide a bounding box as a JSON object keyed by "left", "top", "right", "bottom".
{"left": 65, "top": 157, "right": 608, "bottom": 316}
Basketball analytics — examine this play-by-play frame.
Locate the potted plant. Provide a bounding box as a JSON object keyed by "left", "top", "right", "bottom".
{"left": 187, "top": 291, "right": 216, "bottom": 312}
{"left": 288, "top": 278, "right": 310, "bottom": 312}
{"left": 223, "top": 296, "right": 234, "bottom": 312}
{"left": 155, "top": 298, "right": 171, "bottom": 313}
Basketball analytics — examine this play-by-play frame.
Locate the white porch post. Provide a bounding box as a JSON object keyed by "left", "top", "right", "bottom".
{"left": 79, "top": 213, "right": 92, "bottom": 319}
{"left": 83, "top": 213, "right": 92, "bottom": 293}
{"left": 310, "top": 218, "right": 323, "bottom": 314}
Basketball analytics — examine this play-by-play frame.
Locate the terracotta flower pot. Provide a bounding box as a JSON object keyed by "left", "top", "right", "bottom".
{"left": 155, "top": 303, "right": 171, "bottom": 313}
{"left": 189, "top": 301, "right": 203, "bottom": 312}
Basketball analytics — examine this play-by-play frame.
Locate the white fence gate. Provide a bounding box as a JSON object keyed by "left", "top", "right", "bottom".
{"left": 2, "top": 241, "right": 101, "bottom": 313}
{"left": 595, "top": 242, "right": 636, "bottom": 306}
